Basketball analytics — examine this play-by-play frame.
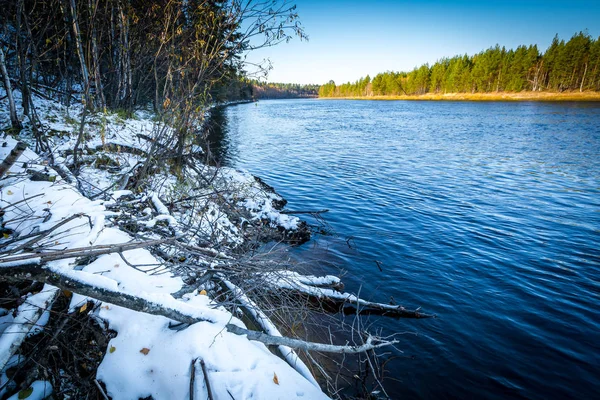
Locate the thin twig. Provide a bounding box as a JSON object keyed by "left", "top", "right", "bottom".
{"left": 200, "top": 359, "right": 214, "bottom": 400}
{"left": 94, "top": 379, "right": 109, "bottom": 400}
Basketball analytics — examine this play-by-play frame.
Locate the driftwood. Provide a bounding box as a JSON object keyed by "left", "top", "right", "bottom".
{"left": 0, "top": 263, "right": 399, "bottom": 354}
{"left": 263, "top": 281, "right": 434, "bottom": 319}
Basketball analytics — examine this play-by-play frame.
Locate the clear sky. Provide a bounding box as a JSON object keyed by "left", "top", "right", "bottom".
{"left": 245, "top": 0, "right": 600, "bottom": 85}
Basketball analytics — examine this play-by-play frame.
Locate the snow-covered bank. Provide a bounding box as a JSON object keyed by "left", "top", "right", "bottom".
{"left": 0, "top": 139, "right": 327, "bottom": 399}
{"left": 0, "top": 92, "right": 329, "bottom": 399}
{"left": 1, "top": 89, "right": 411, "bottom": 399}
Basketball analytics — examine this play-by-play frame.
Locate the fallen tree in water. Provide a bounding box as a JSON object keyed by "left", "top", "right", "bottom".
{"left": 0, "top": 134, "right": 431, "bottom": 399}
{"left": 0, "top": 261, "right": 400, "bottom": 355}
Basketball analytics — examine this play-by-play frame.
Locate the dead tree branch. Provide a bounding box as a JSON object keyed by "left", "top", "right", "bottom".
{"left": 0, "top": 264, "right": 399, "bottom": 354}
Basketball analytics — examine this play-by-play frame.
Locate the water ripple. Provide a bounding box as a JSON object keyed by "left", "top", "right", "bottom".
{"left": 206, "top": 99, "right": 600, "bottom": 399}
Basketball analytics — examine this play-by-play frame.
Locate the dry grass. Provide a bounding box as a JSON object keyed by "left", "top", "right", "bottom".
{"left": 323, "top": 91, "right": 600, "bottom": 102}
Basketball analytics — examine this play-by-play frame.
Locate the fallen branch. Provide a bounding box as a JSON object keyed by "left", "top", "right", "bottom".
{"left": 0, "top": 264, "right": 399, "bottom": 354}
{"left": 264, "top": 272, "right": 434, "bottom": 318}
{"left": 277, "top": 287, "right": 433, "bottom": 318}
{"left": 2, "top": 213, "right": 85, "bottom": 253}
{"left": 199, "top": 359, "right": 214, "bottom": 400}
{"left": 93, "top": 143, "right": 148, "bottom": 157}
{"left": 0, "top": 238, "right": 175, "bottom": 265}
{"left": 0, "top": 193, "right": 45, "bottom": 210}
{"left": 217, "top": 277, "right": 319, "bottom": 387}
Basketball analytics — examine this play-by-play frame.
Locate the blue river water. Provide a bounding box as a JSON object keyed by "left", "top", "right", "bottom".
{"left": 205, "top": 99, "right": 600, "bottom": 399}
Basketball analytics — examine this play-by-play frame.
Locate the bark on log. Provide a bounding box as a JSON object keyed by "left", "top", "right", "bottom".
{"left": 0, "top": 142, "right": 27, "bottom": 179}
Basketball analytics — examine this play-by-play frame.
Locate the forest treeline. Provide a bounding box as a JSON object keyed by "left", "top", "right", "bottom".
{"left": 251, "top": 81, "right": 318, "bottom": 99}
{"left": 319, "top": 31, "right": 600, "bottom": 97}
{"left": 0, "top": 0, "right": 304, "bottom": 118}
{"left": 0, "top": 0, "right": 304, "bottom": 168}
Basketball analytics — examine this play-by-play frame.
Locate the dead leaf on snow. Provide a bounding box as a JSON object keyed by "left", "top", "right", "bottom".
{"left": 273, "top": 372, "right": 279, "bottom": 385}
{"left": 140, "top": 348, "right": 150, "bottom": 355}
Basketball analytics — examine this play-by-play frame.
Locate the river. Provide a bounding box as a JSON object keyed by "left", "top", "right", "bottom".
{"left": 205, "top": 99, "right": 600, "bottom": 399}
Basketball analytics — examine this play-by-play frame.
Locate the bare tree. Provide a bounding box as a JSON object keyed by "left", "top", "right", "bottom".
{"left": 0, "top": 46, "right": 22, "bottom": 130}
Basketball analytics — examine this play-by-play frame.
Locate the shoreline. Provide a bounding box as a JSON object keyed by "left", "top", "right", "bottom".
{"left": 319, "top": 91, "right": 600, "bottom": 102}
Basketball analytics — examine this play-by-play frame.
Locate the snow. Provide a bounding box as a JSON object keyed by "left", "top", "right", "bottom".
{"left": 96, "top": 301, "right": 326, "bottom": 399}
{"left": 221, "top": 278, "right": 320, "bottom": 388}
{"left": 150, "top": 192, "right": 170, "bottom": 215}
{"left": 0, "top": 93, "right": 330, "bottom": 399}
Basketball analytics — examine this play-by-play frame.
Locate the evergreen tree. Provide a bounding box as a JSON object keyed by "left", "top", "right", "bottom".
{"left": 319, "top": 32, "right": 600, "bottom": 97}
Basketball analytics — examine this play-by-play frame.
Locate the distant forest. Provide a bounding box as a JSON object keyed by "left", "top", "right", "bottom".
{"left": 251, "top": 81, "right": 319, "bottom": 99}
{"left": 319, "top": 31, "right": 600, "bottom": 97}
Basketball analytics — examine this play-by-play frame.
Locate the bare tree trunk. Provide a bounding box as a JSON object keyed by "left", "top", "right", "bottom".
{"left": 68, "top": 0, "right": 92, "bottom": 108}
{"left": 16, "top": 0, "right": 30, "bottom": 117}
{"left": 72, "top": 95, "right": 89, "bottom": 168}
{"left": 0, "top": 47, "right": 22, "bottom": 130}
{"left": 496, "top": 68, "right": 502, "bottom": 92}
{"left": 118, "top": 2, "right": 132, "bottom": 109}
{"left": 89, "top": 0, "right": 106, "bottom": 108}
{"left": 110, "top": 4, "right": 119, "bottom": 107}
{"left": 580, "top": 62, "right": 588, "bottom": 92}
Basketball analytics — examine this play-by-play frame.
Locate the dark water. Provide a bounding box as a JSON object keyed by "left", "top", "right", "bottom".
{"left": 206, "top": 99, "right": 600, "bottom": 399}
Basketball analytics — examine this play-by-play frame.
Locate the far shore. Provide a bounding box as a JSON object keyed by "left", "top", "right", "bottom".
{"left": 319, "top": 91, "right": 600, "bottom": 102}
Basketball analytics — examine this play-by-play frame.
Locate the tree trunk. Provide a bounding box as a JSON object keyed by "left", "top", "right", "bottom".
{"left": 68, "top": 0, "right": 92, "bottom": 108}
{"left": 0, "top": 47, "right": 22, "bottom": 130}
{"left": 580, "top": 62, "right": 588, "bottom": 92}
{"left": 16, "top": 0, "right": 30, "bottom": 116}
{"left": 118, "top": 3, "right": 132, "bottom": 109}
{"left": 89, "top": 0, "right": 106, "bottom": 109}
{"left": 0, "top": 142, "right": 27, "bottom": 178}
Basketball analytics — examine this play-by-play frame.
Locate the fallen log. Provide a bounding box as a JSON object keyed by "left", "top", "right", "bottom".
{"left": 261, "top": 271, "right": 434, "bottom": 318}
{"left": 0, "top": 263, "right": 399, "bottom": 354}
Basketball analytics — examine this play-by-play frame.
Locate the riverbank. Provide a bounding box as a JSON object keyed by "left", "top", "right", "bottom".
{"left": 0, "top": 90, "right": 331, "bottom": 399}
{"left": 0, "top": 89, "right": 413, "bottom": 399}
{"left": 320, "top": 91, "right": 600, "bottom": 101}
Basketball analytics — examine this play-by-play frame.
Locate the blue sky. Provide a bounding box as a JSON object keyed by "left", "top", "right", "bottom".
{"left": 244, "top": 0, "right": 600, "bottom": 85}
